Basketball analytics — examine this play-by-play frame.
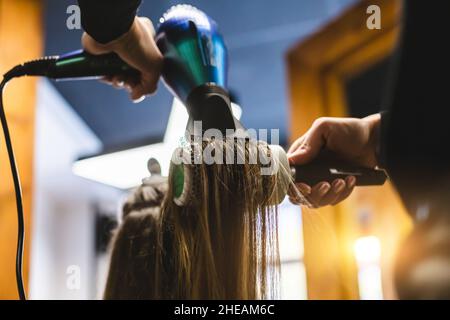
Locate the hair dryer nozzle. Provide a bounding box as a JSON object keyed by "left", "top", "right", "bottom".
{"left": 185, "top": 84, "right": 244, "bottom": 136}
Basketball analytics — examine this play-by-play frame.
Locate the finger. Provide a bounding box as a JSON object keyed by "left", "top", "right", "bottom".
{"left": 100, "top": 76, "right": 114, "bottom": 85}
{"left": 130, "top": 84, "right": 149, "bottom": 99}
{"left": 288, "top": 196, "right": 302, "bottom": 206}
{"left": 287, "top": 135, "right": 306, "bottom": 154}
{"left": 296, "top": 183, "right": 311, "bottom": 196}
{"left": 129, "top": 82, "right": 147, "bottom": 102}
{"left": 128, "top": 81, "right": 148, "bottom": 102}
{"left": 129, "top": 78, "right": 158, "bottom": 102}
{"left": 118, "top": 74, "right": 140, "bottom": 92}
{"left": 131, "top": 94, "right": 146, "bottom": 104}
{"left": 287, "top": 183, "right": 310, "bottom": 206}
{"left": 287, "top": 123, "right": 327, "bottom": 165}
{"left": 330, "top": 176, "right": 356, "bottom": 205}
{"left": 305, "top": 182, "right": 331, "bottom": 208}
{"left": 101, "top": 75, "right": 127, "bottom": 89}
{"left": 111, "top": 76, "right": 126, "bottom": 89}
{"left": 316, "top": 179, "right": 345, "bottom": 207}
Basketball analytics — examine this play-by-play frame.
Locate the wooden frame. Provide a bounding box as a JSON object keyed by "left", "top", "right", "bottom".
{"left": 286, "top": 0, "right": 412, "bottom": 299}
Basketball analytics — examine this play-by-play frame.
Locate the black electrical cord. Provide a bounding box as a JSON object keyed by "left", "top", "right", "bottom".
{"left": 0, "top": 53, "right": 136, "bottom": 301}
{"left": 0, "top": 77, "right": 26, "bottom": 300}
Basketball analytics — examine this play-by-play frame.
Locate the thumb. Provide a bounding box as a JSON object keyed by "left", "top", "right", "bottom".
{"left": 288, "top": 127, "right": 325, "bottom": 165}
{"left": 81, "top": 32, "right": 111, "bottom": 55}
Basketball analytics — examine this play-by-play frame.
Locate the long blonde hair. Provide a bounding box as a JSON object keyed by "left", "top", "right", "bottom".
{"left": 104, "top": 138, "right": 295, "bottom": 299}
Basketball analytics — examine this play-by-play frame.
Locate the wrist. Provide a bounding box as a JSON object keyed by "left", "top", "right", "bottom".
{"left": 363, "top": 113, "right": 382, "bottom": 166}
{"left": 104, "top": 17, "right": 141, "bottom": 53}
{"left": 82, "top": 17, "right": 139, "bottom": 53}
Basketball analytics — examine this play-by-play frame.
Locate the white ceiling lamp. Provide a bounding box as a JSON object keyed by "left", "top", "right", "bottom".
{"left": 72, "top": 98, "right": 242, "bottom": 189}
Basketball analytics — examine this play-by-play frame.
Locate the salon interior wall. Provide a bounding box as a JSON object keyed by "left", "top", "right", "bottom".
{"left": 29, "top": 79, "right": 123, "bottom": 299}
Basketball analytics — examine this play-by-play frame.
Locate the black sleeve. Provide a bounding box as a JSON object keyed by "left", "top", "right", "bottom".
{"left": 78, "top": 0, "right": 142, "bottom": 44}
{"left": 385, "top": 1, "right": 450, "bottom": 169}
{"left": 383, "top": 1, "right": 450, "bottom": 215}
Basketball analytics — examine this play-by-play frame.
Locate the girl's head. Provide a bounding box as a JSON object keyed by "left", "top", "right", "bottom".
{"left": 104, "top": 138, "right": 296, "bottom": 299}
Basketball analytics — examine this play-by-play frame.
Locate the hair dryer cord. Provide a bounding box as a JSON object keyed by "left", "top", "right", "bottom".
{"left": 0, "top": 77, "right": 26, "bottom": 300}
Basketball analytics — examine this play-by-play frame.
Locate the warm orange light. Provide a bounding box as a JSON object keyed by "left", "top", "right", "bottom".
{"left": 354, "top": 236, "right": 383, "bottom": 300}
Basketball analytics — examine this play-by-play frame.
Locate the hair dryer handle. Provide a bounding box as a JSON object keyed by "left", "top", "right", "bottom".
{"left": 291, "top": 150, "right": 388, "bottom": 186}
{"left": 80, "top": 51, "right": 140, "bottom": 77}
{"left": 51, "top": 50, "right": 140, "bottom": 80}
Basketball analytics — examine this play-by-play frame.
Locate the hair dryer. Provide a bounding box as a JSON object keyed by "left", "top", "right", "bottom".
{"left": 155, "top": 5, "right": 243, "bottom": 135}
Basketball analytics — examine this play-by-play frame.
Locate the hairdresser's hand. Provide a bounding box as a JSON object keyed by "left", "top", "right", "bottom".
{"left": 287, "top": 114, "right": 381, "bottom": 208}
{"left": 82, "top": 17, "right": 163, "bottom": 102}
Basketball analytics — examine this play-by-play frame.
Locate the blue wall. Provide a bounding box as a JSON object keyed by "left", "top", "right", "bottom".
{"left": 44, "top": 0, "right": 357, "bottom": 149}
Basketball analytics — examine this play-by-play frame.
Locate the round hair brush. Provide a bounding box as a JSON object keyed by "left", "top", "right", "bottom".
{"left": 169, "top": 143, "right": 388, "bottom": 207}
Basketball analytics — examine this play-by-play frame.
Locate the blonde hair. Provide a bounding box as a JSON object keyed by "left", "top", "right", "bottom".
{"left": 104, "top": 138, "right": 296, "bottom": 299}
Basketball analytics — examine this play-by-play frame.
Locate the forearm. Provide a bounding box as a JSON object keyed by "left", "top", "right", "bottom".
{"left": 78, "top": 0, "right": 141, "bottom": 44}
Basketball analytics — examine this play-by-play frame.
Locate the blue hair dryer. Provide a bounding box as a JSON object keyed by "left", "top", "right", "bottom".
{"left": 156, "top": 5, "right": 242, "bottom": 135}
